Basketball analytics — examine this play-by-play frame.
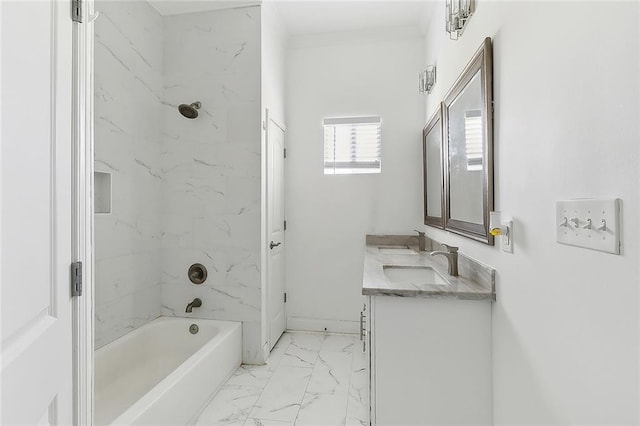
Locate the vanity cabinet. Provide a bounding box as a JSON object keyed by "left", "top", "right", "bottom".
{"left": 366, "top": 295, "right": 492, "bottom": 425}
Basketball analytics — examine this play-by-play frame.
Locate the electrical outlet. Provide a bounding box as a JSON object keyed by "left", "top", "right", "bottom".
{"left": 502, "top": 220, "right": 513, "bottom": 253}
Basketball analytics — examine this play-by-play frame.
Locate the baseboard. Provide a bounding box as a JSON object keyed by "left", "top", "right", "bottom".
{"left": 286, "top": 316, "right": 359, "bottom": 334}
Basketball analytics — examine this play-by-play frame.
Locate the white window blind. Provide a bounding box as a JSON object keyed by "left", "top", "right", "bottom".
{"left": 323, "top": 116, "right": 381, "bottom": 175}
{"left": 464, "top": 110, "right": 483, "bottom": 171}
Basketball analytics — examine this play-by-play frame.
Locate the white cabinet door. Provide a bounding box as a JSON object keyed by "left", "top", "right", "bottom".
{"left": 365, "top": 297, "right": 375, "bottom": 426}
{"left": 1, "top": 1, "right": 74, "bottom": 424}
{"left": 371, "top": 296, "right": 492, "bottom": 425}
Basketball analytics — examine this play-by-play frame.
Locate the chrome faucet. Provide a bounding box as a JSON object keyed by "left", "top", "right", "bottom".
{"left": 185, "top": 298, "right": 202, "bottom": 313}
{"left": 430, "top": 244, "right": 459, "bottom": 277}
{"left": 413, "top": 229, "right": 426, "bottom": 251}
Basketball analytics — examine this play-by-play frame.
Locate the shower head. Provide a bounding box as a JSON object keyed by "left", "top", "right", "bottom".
{"left": 178, "top": 101, "right": 201, "bottom": 119}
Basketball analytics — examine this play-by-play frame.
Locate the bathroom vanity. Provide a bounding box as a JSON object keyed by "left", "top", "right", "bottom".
{"left": 361, "top": 235, "right": 495, "bottom": 425}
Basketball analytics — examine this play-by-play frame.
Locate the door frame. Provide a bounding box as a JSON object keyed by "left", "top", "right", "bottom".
{"left": 72, "top": 0, "right": 96, "bottom": 424}
{"left": 263, "top": 109, "right": 287, "bottom": 351}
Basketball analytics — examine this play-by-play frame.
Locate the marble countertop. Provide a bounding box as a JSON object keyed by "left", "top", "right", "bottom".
{"left": 362, "top": 235, "right": 496, "bottom": 301}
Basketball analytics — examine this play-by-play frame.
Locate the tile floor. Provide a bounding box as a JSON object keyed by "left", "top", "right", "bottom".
{"left": 194, "top": 332, "right": 369, "bottom": 426}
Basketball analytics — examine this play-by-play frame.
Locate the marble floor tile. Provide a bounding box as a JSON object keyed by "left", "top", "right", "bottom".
{"left": 249, "top": 365, "right": 312, "bottom": 422}
{"left": 306, "top": 351, "right": 353, "bottom": 395}
{"left": 199, "top": 332, "right": 366, "bottom": 426}
{"left": 226, "top": 365, "right": 273, "bottom": 388}
{"left": 320, "top": 334, "right": 356, "bottom": 355}
{"left": 266, "top": 333, "right": 292, "bottom": 371}
{"left": 351, "top": 344, "right": 367, "bottom": 372}
{"left": 349, "top": 360, "right": 367, "bottom": 392}
{"left": 345, "top": 390, "right": 368, "bottom": 426}
{"left": 280, "top": 333, "right": 324, "bottom": 368}
{"left": 244, "top": 419, "right": 294, "bottom": 426}
{"left": 195, "top": 385, "right": 263, "bottom": 426}
{"left": 288, "top": 332, "right": 325, "bottom": 351}
{"left": 294, "top": 392, "right": 348, "bottom": 426}
{"left": 346, "top": 346, "right": 369, "bottom": 426}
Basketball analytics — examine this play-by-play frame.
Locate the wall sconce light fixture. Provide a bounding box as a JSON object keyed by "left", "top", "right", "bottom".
{"left": 419, "top": 65, "right": 436, "bottom": 94}
{"left": 446, "top": 0, "right": 476, "bottom": 40}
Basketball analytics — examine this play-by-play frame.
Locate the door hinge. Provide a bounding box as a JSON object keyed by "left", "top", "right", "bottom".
{"left": 284, "top": 220, "right": 287, "bottom": 231}
{"left": 284, "top": 148, "right": 287, "bottom": 159}
{"left": 71, "top": 0, "right": 83, "bottom": 22}
{"left": 71, "top": 261, "right": 83, "bottom": 297}
{"left": 284, "top": 292, "right": 287, "bottom": 303}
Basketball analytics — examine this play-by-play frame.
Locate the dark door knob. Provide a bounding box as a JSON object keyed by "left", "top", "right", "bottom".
{"left": 270, "top": 241, "right": 282, "bottom": 250}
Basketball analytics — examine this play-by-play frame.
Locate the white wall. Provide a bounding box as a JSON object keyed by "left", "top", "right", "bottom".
{"left": 94, "top": 1, "right": 164, "bottom": 348}
{"left": 161, "top": 6, "right": 264, "bottom": 364}
{"left": 260, "top": 2, "right": 287, "bottom": 356}
{"left": 285, "top": 28, "right": 425, "bottom": 332}
{"left": 422, "top": 1, "right": 639, "bottom": 423}
{"left": 261, "top": 3, "right": 287, "bottom": 126}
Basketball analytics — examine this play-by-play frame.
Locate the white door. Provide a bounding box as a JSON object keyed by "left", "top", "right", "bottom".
{"left": 266, "top": 116, "right": 286, "bottom": 350}
{"left": 1, "top": 1, "right": 74, "bottom": 424}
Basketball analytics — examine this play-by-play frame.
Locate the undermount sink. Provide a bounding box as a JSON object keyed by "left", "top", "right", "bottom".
{"left": 377, "top": 246, "right": 417, "bottom": 255}
{"left": 383, "top": 265, "right": 449, "bottom": 286}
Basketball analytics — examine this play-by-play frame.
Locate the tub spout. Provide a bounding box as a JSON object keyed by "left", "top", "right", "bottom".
{"left": 186, "top": 298, "right": 202, "bottom": 313}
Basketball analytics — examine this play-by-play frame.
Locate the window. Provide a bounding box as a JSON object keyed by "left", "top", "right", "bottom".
{"left": 464, "top": 110, "right": 483, "bottom": 171}
{"left": 323, "top": 116, "right": 381, "bottom": 175}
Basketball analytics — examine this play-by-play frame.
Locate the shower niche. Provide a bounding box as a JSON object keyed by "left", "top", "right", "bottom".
{"left": 94, "top": 171, "right": 111, "bottom": 214}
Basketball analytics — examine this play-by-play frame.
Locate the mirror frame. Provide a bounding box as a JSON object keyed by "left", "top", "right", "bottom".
{"left": 422, "top": 105, "right": 445, "bottom": 228}
{"left": 442, "top": 37, "right": 494, "bottom": 245}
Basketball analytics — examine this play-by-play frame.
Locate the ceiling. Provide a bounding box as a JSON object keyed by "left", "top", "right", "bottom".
{"left": 147, "top": 0, "right": 436, "bottom": 35}
{"left": 147, "top": 0, "right": 261, "bottom": 17}
{"left": 273, "top": 1, "right": 434, "bottom": 36}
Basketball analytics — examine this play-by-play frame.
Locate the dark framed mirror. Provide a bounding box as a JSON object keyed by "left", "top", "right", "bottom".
{"left": 423, "top": 105, "right": 445, "bottom": 228}
{"left": 442, "top": 37, "right": 494, "bottom": 244}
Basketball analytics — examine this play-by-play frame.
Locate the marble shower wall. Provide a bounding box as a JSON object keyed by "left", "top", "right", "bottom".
{"left": 161, "top": 7, "right": 263, "bottom": 364}
{"left": 94, "top": 1, "right": 164, "bottom": 348}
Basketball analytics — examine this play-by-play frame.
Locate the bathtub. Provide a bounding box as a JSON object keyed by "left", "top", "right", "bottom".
{"left": 94, "top": 317, "right": 242, "bottom": 425}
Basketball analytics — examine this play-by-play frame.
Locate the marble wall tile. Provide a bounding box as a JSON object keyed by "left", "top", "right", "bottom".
{"left": 95, "top": 252, "right": 161, "bottom": 304}
{"left": 94, "top": 0, "right": 163, "bottom": 348}
{"left": 161, "top": 6, "right": 263, "bottom": 364}
{"left": 95, "top": 284, "right": 161, "bottom": 348}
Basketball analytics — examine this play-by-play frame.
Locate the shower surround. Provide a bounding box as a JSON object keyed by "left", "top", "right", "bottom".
{"left": 160, "top": 7, "right": 263, "bottom": 363}
{"left": 94, "top": 3, "right": 264, "bottom": 364}
{"left": 94, "top": 1, "right": 164, "bottom": 348}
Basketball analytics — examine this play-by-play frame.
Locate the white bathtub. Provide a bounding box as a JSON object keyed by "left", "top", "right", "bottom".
{"left": 94, "top": 317, "right": 242, "bottom": 425}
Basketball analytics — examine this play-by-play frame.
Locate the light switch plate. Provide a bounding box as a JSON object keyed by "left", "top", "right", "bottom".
{"left": 556, "top": 199, "right": 620, "bottom": 254}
